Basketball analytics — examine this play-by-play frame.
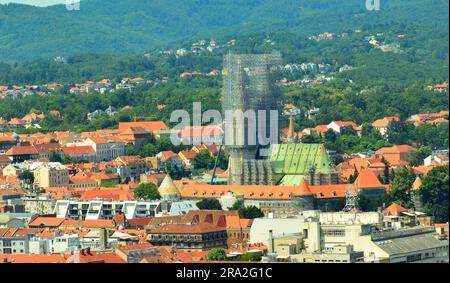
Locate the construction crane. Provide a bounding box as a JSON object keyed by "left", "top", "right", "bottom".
{"left": 210, "top": 127, "right": 225, "bottom": 185}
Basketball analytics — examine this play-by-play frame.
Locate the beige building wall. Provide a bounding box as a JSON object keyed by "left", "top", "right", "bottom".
{"left": 2, "top": 164, "right": 19, "bottom": 177}
{"left": 34, "top": 166, "right": 69, "bottom": 189}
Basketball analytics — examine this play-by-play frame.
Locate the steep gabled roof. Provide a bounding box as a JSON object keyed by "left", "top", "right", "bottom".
{"left": 269, "top": 143, "right": 336, "bottom": 176}
{"left": 297, "top": 178, "right": 313, "bottom": 196}
{"left": 354, "top": 169, "right": 384, "bottom": 188}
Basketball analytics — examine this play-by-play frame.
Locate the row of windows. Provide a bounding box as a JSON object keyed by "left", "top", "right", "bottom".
{"left": 228, "top": 232, "right": 249, "bottom": 239}
{"left": 321, "top": 229, "right": 346, "bottom": 237}
{"left": 0, "top": 240, "right": 24, "bottom": 247}
{"left": 0, "top": 248, "right": 24, "bottom": 254}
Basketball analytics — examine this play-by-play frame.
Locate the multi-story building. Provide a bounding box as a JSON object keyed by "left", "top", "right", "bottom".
{"left": 23, "top": 195, "right": 56, "bottom": 215}
{"left": 0, "top": 133, "right": 19, "bottom": 153}
{"left": 53, "top": 199, "right": 196, "bottom": 220}
{"left": 0, "top": 228, "right": 42, "bottom": 254}
{"left": 114, "top": 156, "right": 149, "bottom": 181}
{"left": 33, "top": 163, "right": 69, "bottom": 189}
{"left": 62, "top": 146, "right": 96, "bottom": 162}
{"left": 253, "top": 211, "right": 449, "bottom": 263}
{"left": 54, "top": 200, "right": 164, "bottom": 220}
{"left": 148, "top": 223, "right": 228, "bottom": 251}
{"left": 29, "top": 232, "right": 80, "bottom": 255}
{"left": 83, "top": 137, "right": 126, "bottom": 162}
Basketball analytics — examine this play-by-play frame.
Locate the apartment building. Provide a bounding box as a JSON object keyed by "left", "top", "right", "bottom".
{"left": 54, "top": 200, "right": 197, "bottom": 220}
{"left": 0, "top": 228, "right": 42, "bottom": 254}
{"left": 33, "top": 163, "right": 69, "bottom": 189}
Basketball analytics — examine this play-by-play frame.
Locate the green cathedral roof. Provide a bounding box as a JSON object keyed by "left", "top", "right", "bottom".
{"left": 269, "top": 143, "right": 337, "bottom": 176}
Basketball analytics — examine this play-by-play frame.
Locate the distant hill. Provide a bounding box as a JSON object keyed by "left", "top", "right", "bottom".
{"left": 0, "top": 0, "right": 448, "bottom": 61}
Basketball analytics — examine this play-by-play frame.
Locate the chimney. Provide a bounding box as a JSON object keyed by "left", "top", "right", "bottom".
{"left": 268, "top": 230, "right": 275, "bottom": 254}
{"left": 99, "top": 228, "right": 108, "bottom": 251}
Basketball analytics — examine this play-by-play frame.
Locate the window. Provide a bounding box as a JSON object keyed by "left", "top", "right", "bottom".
{"left": 406, "top": 254, "right": 422, "bottom": 263}
{"left": 321, "top": 228, "right": 345, "bottom": 237}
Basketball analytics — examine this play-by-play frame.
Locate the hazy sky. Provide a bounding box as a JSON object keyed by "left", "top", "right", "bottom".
{"left": 0, "top": 0, "right": 67, "bottom": 6}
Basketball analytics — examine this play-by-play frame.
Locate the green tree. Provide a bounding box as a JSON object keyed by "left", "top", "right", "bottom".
{"left": 206, "top": 248, "right": 227, "bottom": 261}
{"left": 418, "top": 166, "right": 449, "bottom": 223}
{"left": 134, "top": 183, "right": 161, "bottom": 200}
{"left": 63, "top": 155, "right": 78, "bottom": 164}
{"left": 193, "top": 149, "right": 214, "bottom": 170}
{"left": 359, "top": 195, "right": 381, "bottom": 212}
{"left": 196, "top": 198, "right": 222, "bottom": 210}
{"left": 331, "top": 154, "right": 344, "bottom": 166}
{"left": 347, "top": 166, "right": 359, "bottom": 184}
{"left": 139, "top": 144, "right": 157, "bottom": 157}
{"left": 408, "top": 146, "right": 432, "bottom": 167}
{"left": 155, "top": 138, "right": 173, "bottom": 153}
{"left": 381, "top": 157, "right": 391, "bottom": 184}
{"left": 240, "top": 251, "right": 263, "bottom": 262}
{"left": 100, "top": 182, "right": 117, "bottom": 188}
{"left": 18, "top": 170, "right": 34, "bottom": 184}
{"left": 383, "top": 166, "right": 416, "bottom": 208}
{"left": 49, "top": 152, "right": 63, "bottom": 163}
{"left": 229, "top": 199, "right": 245, "bottom": 211}
{"left": 230, "top": 200, "right": 264, "bottom": 219}
{"left": 239, "top": 206, "right": 264, "bottom": 219}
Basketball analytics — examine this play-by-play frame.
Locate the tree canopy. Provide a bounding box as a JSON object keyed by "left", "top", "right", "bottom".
{"left": 418, "top": 165, "right": 449, "bottom": 223}
{"left": 196, "top": 198, "right": 222, "bottom": 210}
{"left": 134, "top": 183, "right": 161, "bottom": 200}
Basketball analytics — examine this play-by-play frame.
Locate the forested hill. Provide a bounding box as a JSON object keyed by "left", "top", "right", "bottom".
{"left": 0, "top": 22, "right": 448, "bottom": 86}
{"left": 0, "top": 0, "right": 448, "bottom": 61}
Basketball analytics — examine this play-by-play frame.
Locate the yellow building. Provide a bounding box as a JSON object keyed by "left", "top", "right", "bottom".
{"left": 34, "top": 164, "right": 69, "bottom": 189}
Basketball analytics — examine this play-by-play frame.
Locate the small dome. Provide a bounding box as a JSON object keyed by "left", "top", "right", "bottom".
{"left": 158, "top": 175, "right": 180, "bottom": 196}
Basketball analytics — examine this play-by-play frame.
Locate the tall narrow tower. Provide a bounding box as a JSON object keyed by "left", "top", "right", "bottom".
{"left": 222, "top": 52, "right": 282, "bottom": 185}
{"left": 287, "top": 112, "right": 296, "bottom": 143}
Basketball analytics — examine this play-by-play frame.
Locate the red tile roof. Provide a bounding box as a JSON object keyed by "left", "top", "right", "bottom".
{"left": 376, "top": 145, "right": 417, "bottom": 154}
{"left": 63, "top": 146, "right": 95, "bottom": 155}
{"left": 354, "top": 169, "right": 385, "bottom": 188}
{"left": 180, "top": 125, "right": 223, "bottom": 139}
{"left": 126, "top": 218, "right": 153, "bottom": 227}
{"left": 6, "top": 145, "right": 38, "bottom": 155}
{"left": 225, "top": 216, "right": 253, "bottom": 229}
{"left": 383, "top": 203, "right": 410, "bottom": 216}
{"left": 61, "top": 219, "right": 115, "bottom": 229}
{"left": 0, "top": 254, "right": 66, "bottom": 263}
{"left": 372, "top": 116, "right": 400, "bottom": 128}
{"left": 77, "top": 252, "right": 126, "bottom": 263}
{"left": 29, "top": 217, "right": 65, "bottom": 227}
{"left": 115, "top": 243, "right": 153, "bottom": 253}
{"left": 118, "top": 121, "right": 168, "bottom": 133}
{"left": 150, "top": 223, "right": 226, "bottom": 234}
